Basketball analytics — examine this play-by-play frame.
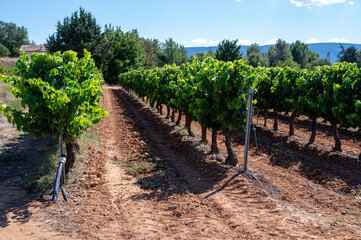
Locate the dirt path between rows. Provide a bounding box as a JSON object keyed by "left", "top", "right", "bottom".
{"left": 67, "top": 86, "right": 360, "bottom": 239}
{"left": 2, "top": 85, "right": 360, "bottom": 239}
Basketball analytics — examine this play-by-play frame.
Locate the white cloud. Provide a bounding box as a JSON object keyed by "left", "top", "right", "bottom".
{"left": 191, "top": 39, "right": 207, "bottom": 45}
{"left": 235, "top": 0, "right": 243, "bottom": 2}
{"left": 328, "top": 38, "right": 350, "bottom": 43}
{"left": 349, "top": 1, "right": 354, "bottom": 5}
{"left": 266, "top": 38, "right": 278, "bottom": 45}
{"left": 185, "top": 39, "right": 219, "bottom": 47}
{"left": 208, "top": 40, "right": 219, "bottom": 45}
{"left": 305, "top": 38, "right": 321, "bottom": 44}
{"left": 237, "top": 40, "right": 253, "bottom": 45}
{"left": 290, "top": 0, "right": 346, "bottom": 8}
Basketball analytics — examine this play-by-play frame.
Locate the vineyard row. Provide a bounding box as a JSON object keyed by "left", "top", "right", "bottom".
{"left": 118, "top": 56, "right": 361, "bottom": 163}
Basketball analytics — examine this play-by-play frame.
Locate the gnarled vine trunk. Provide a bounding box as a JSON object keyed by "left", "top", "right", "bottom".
{"left": 289, "top": 111, "right": 297, "bottom": 136}
{"left": 185, "top": 112, "right": 195, "bottom": 137}
{"left": 332, "top": 122, "right": 342, "bottom": 151}
{"left": 176, "top": 110, "right": 182, "bottom": 125}
{"left": 150, "top": 101, "right": 155, "bottom": 108}
{"left": 264, "top": 110, "right": 268, "bottom": 127}
{"left": 171, "top": 109, "right": 176, "bottom": 122}
{"left": 224, "top": 129, "right": 238, "bottom": 166}
{"left": 65, "top": 140, "right": 79, "bottom": 175}
{"left": 211, "top": 129, "right": 219, "bottom": 153}
{"left": 166, "top": 106, "right": 170, "bottom": 119}
{"left": 201, "top": 126, "right": 207, "bottom": 143}
{"left": 273, "top": 111, "right": 279, "bottom": 131}
{"left": 309, "top": 117, "right": 317, "bottom": 143}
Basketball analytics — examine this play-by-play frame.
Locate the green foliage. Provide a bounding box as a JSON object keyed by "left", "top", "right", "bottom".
{"left": 0, "top": 21, "right": 31, "bottom": 57}
{"left": 290, "top": 40, "right": 331, "bottom": 69}
{"left": 94, "top": 25, "right": 145, "bottom": 83}
{"left": 159, "top": 38, "right": 189, "bottom": 66}
{"left": 0, "top": 50, "right": 107, "bottom": 143}
{"left": 338, "top": 44, "right": 361, "bottom": 67}
{"left": 246, "top": 43, "right": 269, "bottom": 67}
{"left": 46, "top": 7, "right": 102, "bottom": 58}
{"left": 120, "top": 55, "right": 361, "bottom": 152}
{"left": 268, "top": 39, "right": 294, "bottom": 67}
{"left": 0, "top": 43, "right": 10, "bottom": 57}
{"left": 215, "top": 39, "right": 242, "bottom": 62}
{"left": 141, "top": 38, "right": 162, "bottom": 69}
{"left": 0, "top": 67, "right": 18, "bottom": 76}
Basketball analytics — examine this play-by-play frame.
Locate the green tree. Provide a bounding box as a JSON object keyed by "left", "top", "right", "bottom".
{"left": 246, "top": 43, "right": 269, "bottom": 67}
{"left": 268, "top": 39, "right": 294, "bottom": 67}
{"left": 0, "top": 21, "right": 30, "bottom": 57}
{"left": 338, "top": 44, "right": 361, "bottom": 67}
{"left": 215, "top": 39, "right": 242, "bottom": 62}
{"left": 290, "top": 40, "right": 331, "bottom": 69}
{"left": 290, "top": 40, "right": 309, "bottom": 68}
{"left": 140, "top": 38, "right": 162, "bottom": 69}
{"left": 160, "top": 38, "right": 188, "bottom": 65}
{"left": 0, "top": 43, "right": 10, "bottom": 57}
{"left": 46, "top": 7, "right": 101, "bottom": 58}
{"left": 94, "top": 25, "right": 144, "bottom": 83}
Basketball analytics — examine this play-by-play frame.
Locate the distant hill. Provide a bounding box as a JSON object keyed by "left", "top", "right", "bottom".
{"left": 185, "top": 43, "right": 361, "bottom": 64}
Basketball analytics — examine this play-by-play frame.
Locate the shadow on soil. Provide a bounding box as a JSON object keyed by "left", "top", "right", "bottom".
{"left": 0, "top": 134, "right": 52, "bottom": 228}
{"left": 111, "top": 88, "right": 232, "bottom": 201}
{"left": 111, "top": 88, "right": 361, "bottom": 202}
{"left": 244, "top": 128, "right": 361, "bottom": 194}
{"left": 256, "top": 110, "right": 361, "bottom": 142}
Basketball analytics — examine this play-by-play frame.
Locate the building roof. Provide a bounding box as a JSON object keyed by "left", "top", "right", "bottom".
{"left": 19, "top": 45, "right": 48, "bottom": 53}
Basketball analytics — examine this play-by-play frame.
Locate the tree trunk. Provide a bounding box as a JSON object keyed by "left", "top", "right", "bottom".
{"left": 176, "top": 110, "right": 182, "bottom": 126}
{"left": 273, "top": 111, "right": 278, "bottom": 131}
{"left": 171, "top": 109, "right": 176, "bottom": 122}
{"left": 309, "top": 117, "right": 317, "bottom": 143}
{"left": 185, "top": 112, "right": 195, "bottom": 137}
{"left": 211, "top": 129, "right": 219, "bottom": 154}
{"left": 150, "top": 101, "right": 155, "bottom": 108}
{"left": 224, "top": 129, "right": 238, "bottom": 166}
{"left": 166, "top": 106, "right": 170, "bottom": 119}
{"left": 289, "top": 111, "right": 297, "bottom": 136}
{"left": 201, "top": 125, "right": 208, "bottom": 143}
{"left": 157, "top": 102, "right": 163, "bottom": 115}
{"left": 264, "top": 110, "right": 267, "bottom": 127}
{"left": 65, "top": 140, "right": 79, "bottom": 175}
{"left": 332, "top": 123, "right": 342, "bottom": 151}
{"left": 141, "top": 97, "right": 145, "bottom": 102}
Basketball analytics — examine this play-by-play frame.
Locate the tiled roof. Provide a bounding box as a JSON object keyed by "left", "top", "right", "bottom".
{"left": 19, "top": 45, "right": 48, "bottom": 52}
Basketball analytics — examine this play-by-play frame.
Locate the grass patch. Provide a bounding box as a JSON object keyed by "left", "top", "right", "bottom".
{"left": 128, "top": 162, "right": 156, "bottom": 176}
{"left": 66, "top": 125, "right": 100, "bottom": 187}
{"left": 22, "top": 141, "right": 58, "bottom": 193}
{"left": 0, "top": 81, "right": 22, "bottom": 110}
{"left": 0, "top": 149, "right": 25, "bottom": 162}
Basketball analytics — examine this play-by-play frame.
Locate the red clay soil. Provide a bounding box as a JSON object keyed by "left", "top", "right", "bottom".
{"left": 53, "top": 86, "right": 360, "bottom": 239}
{"left": 3, "top": 86, "right": 360, "bottom": 239}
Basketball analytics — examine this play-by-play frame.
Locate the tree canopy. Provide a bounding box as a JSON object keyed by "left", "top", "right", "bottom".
{"left": 0, "top": 21, "right": 30, "bottom": 57}
{"left": 215, "top": 39, "right": 242, "bottom": 62}
{"left": 159, "top": 38, "right": 188, "bottom": 66}
{"left": 246, "top": 43, "right": 269, "bottom": 67}
{"left": 46, "top": 7, "right": 102, "bottom": 58}
{"left": 268, "top": 39, "right": 295, "bottom": 67}
{"left": 338, "top": 44, "right": 361, "bottom": 67}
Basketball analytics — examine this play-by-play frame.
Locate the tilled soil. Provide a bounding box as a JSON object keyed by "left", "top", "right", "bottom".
{"left": 2, "top": 86, "right": 361, "bottom": 239}
{"left": 59, "top": 86, "right": 360, "bottom": 239}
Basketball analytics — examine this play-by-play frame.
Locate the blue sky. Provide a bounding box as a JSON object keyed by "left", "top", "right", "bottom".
{"left": 0, "top": 0, "right": 359, "bottom": 47}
